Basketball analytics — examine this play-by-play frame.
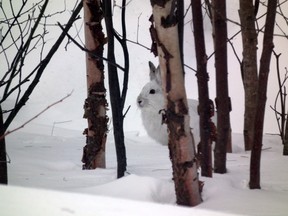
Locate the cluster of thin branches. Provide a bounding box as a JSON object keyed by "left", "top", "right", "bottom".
{"left": 270, "top": 52, "right": 288, "bottom": 141}
{"left": 1, "top": 1, "right": 44, "bottom": 107}
{"left": 203, "top": 0, "right": 288, "bottom": 62}
{"left": 0, "top": 0, "right": 81, "bottom": 131}
{"left": 0, "top": 0, "right": 66, "bottom": 108}
{"left": 266, "top": 1, "right": 288, "bottom": 147}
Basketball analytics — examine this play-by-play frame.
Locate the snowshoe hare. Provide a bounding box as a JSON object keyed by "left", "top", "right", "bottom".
{"left": 137, "top": 61, "right": 201, "bottom": 145}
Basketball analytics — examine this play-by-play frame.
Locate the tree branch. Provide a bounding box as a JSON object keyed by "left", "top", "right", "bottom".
{"left": 3, "top": 1, "right": 83, "bottom": 131}
{"left": 0, "top": 91, "right": 73, "bottom": 140}
{"left": 58, "top": 23, "right": 125, "bottom": 72}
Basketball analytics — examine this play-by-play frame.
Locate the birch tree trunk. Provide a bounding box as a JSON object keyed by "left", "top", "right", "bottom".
{"left": 82, "top": 0, "right": 108, "bottom": 169}
{"left": 239, "top": 0, "right": 258, "bottom": 151}
{"left": 212, "top": 0, "right": 231, "bottom": 173}
{"left": 150, "top": 0, "right": 202, "bottom": 206}
{"left": 250, "top": 0, "right": 277, "bottom": 189}
{"left": 191, "top": 0, "right": 213, "bottom": 177}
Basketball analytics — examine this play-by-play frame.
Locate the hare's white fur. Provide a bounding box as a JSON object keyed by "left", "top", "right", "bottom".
{"left": 137, "top": 62, "right": 201, "bottom": 145}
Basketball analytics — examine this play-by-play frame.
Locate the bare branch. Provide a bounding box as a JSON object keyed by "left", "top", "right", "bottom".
{"left": 0, "top": 91, "right": 73, "bottom": 140}
{"left": 57, "top": 22, "right": 125, "bottom": 72}
{"left": 2, "top": 1, "right": 83, "bottom": 131}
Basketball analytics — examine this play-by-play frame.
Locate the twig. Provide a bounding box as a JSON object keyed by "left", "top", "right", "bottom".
{"left": 0, "top": 91, "right": 73, "bottom": 140}
{"left": 58, "top": 22, "right": 125, "bottom": 72}
{"left": 270, "top": 51, "right": 288, "bottom": 141}
{"left": 184, "top": 63, "right": 197, "bottom": 73}
{"left": 51, "top": 120, "right": 72, "bottom": 136}
{"left": 136, "top": 12, "right": 142, "bottom": 44}
{"left": 2, "top": 1, "right": 83, "bottom": 130}
{"left": 126, "top": 38, "right": 151, "bottom": 51}
{"left": 265, "top": 132, "right": 281, "bottom": 136}
{"left": 123, "top": 105, "right": 131, "bottom": 118}
{"left": 262, "top": 147, "right": 272, "bottom": 151}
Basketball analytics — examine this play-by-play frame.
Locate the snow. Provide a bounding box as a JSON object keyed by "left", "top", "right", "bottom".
{"left": 1, "top": 185, "right": 234, "bottom": 216}
{"left": 2, "top": 0, "right": 288, "bottom": 215}
{"left": 1, "top": 126, "right": 288, "bottom": 215}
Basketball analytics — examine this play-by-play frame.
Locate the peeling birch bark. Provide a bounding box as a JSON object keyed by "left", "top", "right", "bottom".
{"left": 150, "top": 0, "right": 202, "bottom": 206}
{"left": 82, "top": 0, "right": 108, "bottom": 169}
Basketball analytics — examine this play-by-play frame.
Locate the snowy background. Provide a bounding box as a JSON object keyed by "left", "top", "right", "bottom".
{"left": 1, "top": 0, "right": 288, "bottom": 215}
{"left": 4, "top": 0, "right": 288, "bottom": 135}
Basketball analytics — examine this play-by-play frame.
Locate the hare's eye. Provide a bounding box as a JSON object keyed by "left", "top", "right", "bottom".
{"left": 149, "top": 89, "right": 156, "bottom": 94}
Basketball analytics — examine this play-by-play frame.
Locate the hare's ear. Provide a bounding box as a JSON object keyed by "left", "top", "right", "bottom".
{"left": 149, "top": 61, "right": 156, "bottom": 75}
{"left": 149, "top": 61, "right": 162, "bottom": 85}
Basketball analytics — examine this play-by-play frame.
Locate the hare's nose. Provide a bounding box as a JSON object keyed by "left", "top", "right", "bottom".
{"left": 137, "top": 97, "right": 144, "bottom": 107}
{"left": 138, "top": 99, "right": 143, "bottom": 107}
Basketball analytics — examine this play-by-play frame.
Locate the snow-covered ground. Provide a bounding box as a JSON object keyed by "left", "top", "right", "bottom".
{"left": 1, "top": 124, "right": 288, "bottom": 215}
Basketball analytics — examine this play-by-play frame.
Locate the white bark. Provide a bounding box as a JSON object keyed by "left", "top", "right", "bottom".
{"left": 151, "top": 0, "right": 202, "bottom": 206}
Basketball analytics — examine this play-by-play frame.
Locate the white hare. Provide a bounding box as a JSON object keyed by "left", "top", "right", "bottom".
{"left": 137, "top": 62, "right": 201, "bottom": 145}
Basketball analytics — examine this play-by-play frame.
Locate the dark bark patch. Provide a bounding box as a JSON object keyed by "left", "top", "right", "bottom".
{"left": 82, "top": 82, "right": 108, "bottom": 169}
{"left": 166, "top": 98, "right": 186, "bottom": 140}
{"left": 149, "top": 15, "right": 174, "bottom": 60}
{"left": 149, "top": 19, "right": 158, "bottom": 57}
{"left": 150, "top": 0, "right": 169, "bottom": 7}
{"left": 82, "top": 134, "right": 106, "bottom": 169}
{"left": 161, "top": 15, "right": 177, "bottom": 28}
{"left": 86, "top": 0, "right": 107, "bottom": 70}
